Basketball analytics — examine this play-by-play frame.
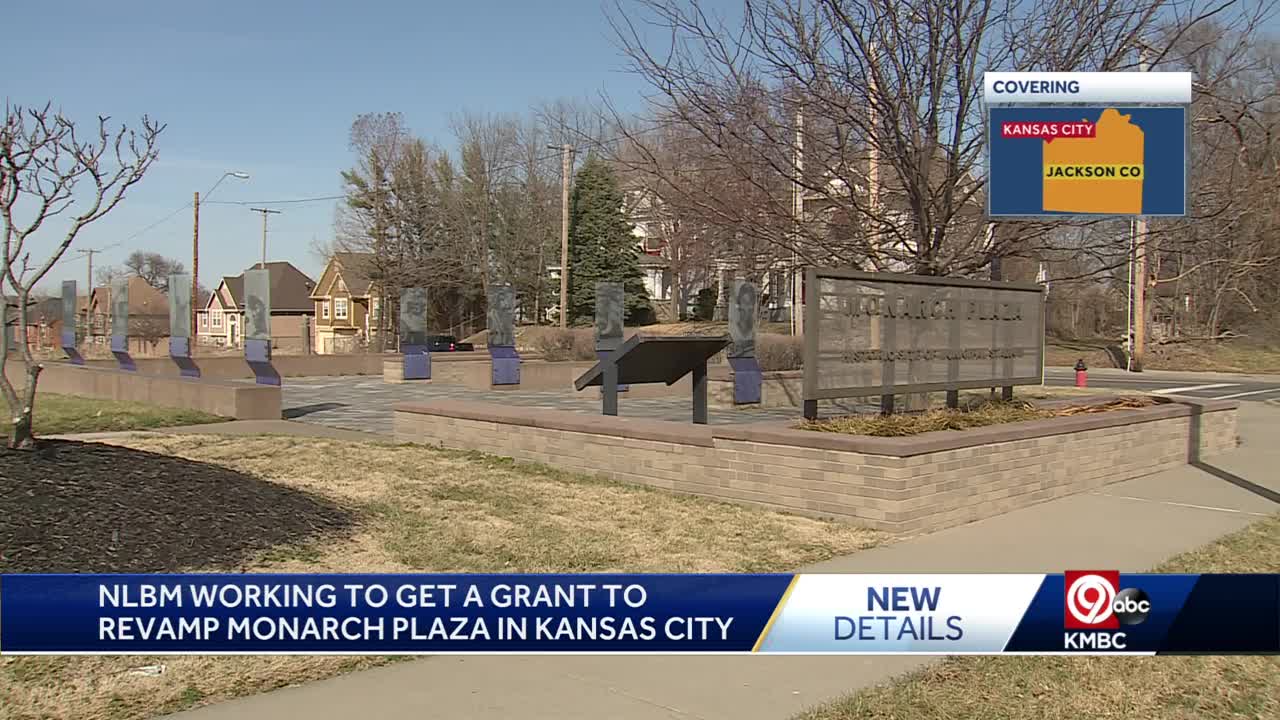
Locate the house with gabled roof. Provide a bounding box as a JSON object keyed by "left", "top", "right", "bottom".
{"left": 196, "top": 262, "right": 316, "bottom": 351}
{"left": 309, "top": 252, "right": 383, "bottom": 354}
{"left": 84, "top": 276, "right": 170, "bottom": 344}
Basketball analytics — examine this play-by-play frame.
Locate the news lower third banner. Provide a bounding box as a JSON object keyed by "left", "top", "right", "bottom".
{"left": 1, "top": 574, "right": 1276, "bottom": 655}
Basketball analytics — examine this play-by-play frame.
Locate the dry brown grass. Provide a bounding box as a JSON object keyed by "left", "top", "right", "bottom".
{"left": 800, "top": 397, "right": 1155, "bottom": 437}
{"left": 795, "top": 514, "right": 1280, "bottom": 720}
{"left": 1148, "top": 341, "right": 1280, "bottom": 374}
{"left": 521, "top": 326, "right": 597, "bottom": 361}
{"left": 2, "top": 434, "right": 884, "bottom": 720}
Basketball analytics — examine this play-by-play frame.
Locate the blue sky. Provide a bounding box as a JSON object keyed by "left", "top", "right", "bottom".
{"left": 10, "top": 1, "right": 1272, "bottom": 295}
{"left": 7, "top": 0, "right": 656, "bottom": 293}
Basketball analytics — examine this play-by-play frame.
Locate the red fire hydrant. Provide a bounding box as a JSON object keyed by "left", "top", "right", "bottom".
{"left": 1075, "top": 359, "right": 1088, "bottom": 388}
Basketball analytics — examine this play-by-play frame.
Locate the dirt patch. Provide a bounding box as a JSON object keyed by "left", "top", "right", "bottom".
{"left": 800, "top": 397, "right": 1158, "bottom": 437}
{"left": 0, "top": 440, "right": 354, "bottom": 573}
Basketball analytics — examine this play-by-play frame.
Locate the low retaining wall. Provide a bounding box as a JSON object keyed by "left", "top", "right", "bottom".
{"left": 72, "top": 354, "right": 392, "bottom": 380}
{"left": 29, "top": 363, "right": 281, "bottom": 420}
{"left": 382, "top": 354, "right": 709, "bottom": 399}
{"left": 61, "top": 351, "right": 519, "bottom": 382}
{"left": 392, "top": 398, "right": 1238, "bottom": 535}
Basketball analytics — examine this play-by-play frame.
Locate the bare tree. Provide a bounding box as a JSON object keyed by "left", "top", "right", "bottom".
{"left": 612, "top": 119, "right": 780, "bottom": 319}
{"left": 94, "top": 264, "right": 123, "bottom": 287}
{"left": 610, "top": 0, "right": 1261, "bottom": 277}
{"left": 123, "top": 250, "right": 185, "bottom": 291}
{"left": 335, "top": 112, "right": 410, "bottom": 348}
{"left": 0, "top": 103, "right": 162, "bottom": 449}
{"left": 1151, "top": 21, "right": 1280, "bottom": 340}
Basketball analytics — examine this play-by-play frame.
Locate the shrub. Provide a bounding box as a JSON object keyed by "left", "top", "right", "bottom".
{"left": 529, "top": 327, "right": 597, "bottom": 361}
{"left": 755, "top": 333, "right": 804, "bottom": 371}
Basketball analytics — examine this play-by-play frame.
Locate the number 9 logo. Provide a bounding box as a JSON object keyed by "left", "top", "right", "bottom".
{"left": 1067, "top": 574, "right": 1117, "bottom": 625}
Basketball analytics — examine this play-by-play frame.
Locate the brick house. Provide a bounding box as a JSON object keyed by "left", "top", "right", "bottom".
{"left": 197, "top": 262, "right": 316, "bottom": 351}
{"left": 310, "top": 252, "right": 382, "bottom": 354}
{"left": 85, "top": 277, "right": 170, "bottom": 350}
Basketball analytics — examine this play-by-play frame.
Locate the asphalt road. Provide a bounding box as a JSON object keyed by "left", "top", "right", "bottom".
{"left": 1042, "top": 367, "right": 1280, "bottom": 402}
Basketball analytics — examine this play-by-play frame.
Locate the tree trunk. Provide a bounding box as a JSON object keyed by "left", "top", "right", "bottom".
{"left": 7, "top": 362, "right": 41, "bottom": 449}
{"left": 670, "top": 268, "right": 682, "bottom": 322}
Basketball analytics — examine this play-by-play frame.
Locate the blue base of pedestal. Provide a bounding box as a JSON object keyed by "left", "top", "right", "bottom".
{"left": 110, "top": 335, "right": 135, "bottom": 372}
{"left": 245, "top": 339, "right": 281, "bottom": 386}
{"left": 169, "top": 337, "right": 201, "bottom": 378}
{"left": 490, "top": 346, "right": 520, "bottom": 385}
{"left": 60, "top": 330, "right": 83, "bottom": 365}
{"left": 402, "top": 344, "right": 431, "bottom": 380}
{"left": 729, "top": 356, "right": 762, "bottom": 404}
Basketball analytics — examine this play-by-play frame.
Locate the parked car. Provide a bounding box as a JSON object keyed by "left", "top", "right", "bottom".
{"left": 426, "top": 335, "right": 474, "bottom": 352}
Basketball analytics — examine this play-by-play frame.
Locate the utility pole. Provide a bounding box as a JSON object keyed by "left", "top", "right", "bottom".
{"left": 249, "top": 208, "right": 282, "bottom": 269}
{"left": 790, "top": 109, "right": 804, "bottom": 336}
{"left": 77, "top": 248, "right": 99, "bottom": 336}
{"left": 192, "top": 191, "right": 200, "bottom": 341}
{"left": 552, "top": 143, "right": 573, "bottom": 328}
{"left": 1131, "top": 44, "right": 1152, "bottom": 372}
{"left": 193, "top": 172, "right": 248, "bottom": 350}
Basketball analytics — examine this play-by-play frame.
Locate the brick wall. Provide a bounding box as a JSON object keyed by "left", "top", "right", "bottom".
{"left": 393, "top": 399, "right": 1238, "bottom": 535}
{"left": 16, "top": 362, "right": 281, "bottom": 419}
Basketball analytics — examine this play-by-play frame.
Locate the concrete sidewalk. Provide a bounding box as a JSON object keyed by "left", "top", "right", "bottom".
{"left": 166, "top": 405, "right": 1280, "bottom": 720}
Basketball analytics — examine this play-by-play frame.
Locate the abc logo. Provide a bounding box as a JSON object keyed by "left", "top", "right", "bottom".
{"left": 1113, "top": 588, "right": 1151, "bottom": 625}
{"left": 1064, "top": 571, "right": 1150, "bottom": 629}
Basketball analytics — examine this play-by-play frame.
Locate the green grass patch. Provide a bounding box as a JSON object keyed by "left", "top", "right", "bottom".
{"left": 30, "top": 394, "right": 228, "bottom": 435}
{"left": 795, "top": 514, "right": 1280, "bottom": 720}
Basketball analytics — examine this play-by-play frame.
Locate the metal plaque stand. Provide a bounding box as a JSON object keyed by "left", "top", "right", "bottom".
{"left": 400, "top": 288, "right": 431, "bottom": 380}
{"left": 728, "top": 280, "right": 762, "bottom": 405}
{"left": 59, "top": 280, "right": 83, "bottom": 365}
{"left": 242, "top": 269, "right": 279, "bottom": 385}
{"left": 595, "top": 282, "right": 630, "bottom": 395}
{"left": 168, "top": 273, "right": 200, "bottom": 378}
{"left": 488, "top": 284, "right": 520, "bottom": 386}
{"left": 109, "top": 277, "right": 135, "bottom": 371}
{"left": 574, "top": 334, "right": 730, "bottom": 425}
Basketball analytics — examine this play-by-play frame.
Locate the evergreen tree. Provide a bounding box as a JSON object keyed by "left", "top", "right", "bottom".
{"left": 566, "top": 156, "right": 651, "bottom": 325}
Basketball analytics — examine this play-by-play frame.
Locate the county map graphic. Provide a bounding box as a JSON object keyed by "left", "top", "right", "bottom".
{"left": 998, "top": 108, "right": 1146, "bottom": 214}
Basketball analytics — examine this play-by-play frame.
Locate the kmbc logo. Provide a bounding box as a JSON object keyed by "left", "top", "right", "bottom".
{"left": 1064, "top": 571, "right": 1151, "bottom": 629}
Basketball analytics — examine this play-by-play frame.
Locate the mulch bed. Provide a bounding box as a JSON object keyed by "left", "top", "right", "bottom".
{"left": 0, "top": 440, "right": 355, "bottom": 573}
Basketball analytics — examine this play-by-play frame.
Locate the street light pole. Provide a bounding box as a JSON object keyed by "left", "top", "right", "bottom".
{"left": 193, "top": 172, "right": 249, "bottom": 344}
{"left": 1131, "top": 44, "right": 1152, "bottom": 372}
{"left": 193, "top": 191, "right": 200, "bottom": 338}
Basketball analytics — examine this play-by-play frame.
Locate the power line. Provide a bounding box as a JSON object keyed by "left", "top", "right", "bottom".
{"left": 120, "top": 203, "right": 193, "bottom": 243}
{"left": 48, "top": 240, "right": 123, "bottom": 271}
{"left": 203, "top": 195, "right": 345, "bottom": 206}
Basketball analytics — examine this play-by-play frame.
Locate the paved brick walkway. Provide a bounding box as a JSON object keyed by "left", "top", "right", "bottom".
{"left": 281, "top": 376, "right": 819, "bottom": 435}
